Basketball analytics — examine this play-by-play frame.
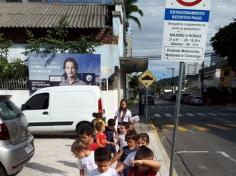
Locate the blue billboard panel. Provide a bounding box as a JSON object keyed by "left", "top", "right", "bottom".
{"left": 165, "top": 8, "right": 210, "bottom": 22}
{"left": 28, "top": 53, "right": 101, "bottom": 93}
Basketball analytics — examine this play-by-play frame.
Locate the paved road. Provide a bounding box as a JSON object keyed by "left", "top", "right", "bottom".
{"left": 148, "top": 98, "right": 236, "bottom": 176}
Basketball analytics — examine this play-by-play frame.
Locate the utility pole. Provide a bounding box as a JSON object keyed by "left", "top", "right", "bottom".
{"left": 167, "top": 67, "right": 175, "bottom": 93}
{"left": 200, "top": 61, "right": 205, "bottom": 103}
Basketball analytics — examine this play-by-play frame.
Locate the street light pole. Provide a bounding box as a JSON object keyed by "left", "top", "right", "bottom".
{"left": 167, "top": 67, "right": 175, "bottom": 93}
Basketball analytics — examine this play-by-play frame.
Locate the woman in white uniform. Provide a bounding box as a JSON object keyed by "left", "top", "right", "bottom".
{"left": 114, "top": 99, "right": 132, "bottom": 124}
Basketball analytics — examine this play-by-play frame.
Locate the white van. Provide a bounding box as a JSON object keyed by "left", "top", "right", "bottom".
{"left": 21, "top": 85, "right": 103, "bottom": 135}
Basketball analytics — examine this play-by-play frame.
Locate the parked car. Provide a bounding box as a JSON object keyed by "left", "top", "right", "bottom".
{"left": 190, "top": 96, "right": 203, "bottom": 105}
{"left": 181, "top": 93, "right": 191, "bottom": 103}
{"left": 184, "top": 95, "right": 193, "bottom": 104}
{"left": 0, "top": 95, "right": 34, "bottom": 176}
{"left": 21, "top": 85, "right": 102, "bottom": 135}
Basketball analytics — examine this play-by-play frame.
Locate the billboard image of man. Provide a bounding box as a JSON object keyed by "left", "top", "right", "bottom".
{"left": 59, "top": 57, "right": 86, "bottom": 86}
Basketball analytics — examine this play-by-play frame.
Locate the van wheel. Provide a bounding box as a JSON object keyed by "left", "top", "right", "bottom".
{"left": 0, "top": 165, "right": 7, "bottom": 176}
{"left": 76, "top": 122, "right": 94, "bottom": 137}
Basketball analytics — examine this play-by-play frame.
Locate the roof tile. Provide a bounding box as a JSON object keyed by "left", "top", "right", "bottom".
{"left": 0, "top": 2, "right": 108, "bottom": 28}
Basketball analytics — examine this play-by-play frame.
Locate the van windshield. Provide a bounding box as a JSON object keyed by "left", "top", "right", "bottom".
{"left": 0, "top": 100, "right": 21, "bottom": 120}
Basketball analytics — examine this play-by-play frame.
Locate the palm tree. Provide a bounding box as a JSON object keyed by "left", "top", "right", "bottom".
{"left": 124, "top": 0, "right": 143, "bottom": 30}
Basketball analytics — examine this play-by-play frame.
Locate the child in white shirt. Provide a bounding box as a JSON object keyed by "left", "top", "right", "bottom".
{"left": 118, "top": 121, "right": 129, "bottom": 149}
{"left": 71, "top": 139, "right": 96, "bottom": 176}
{"left": 89, "top": 147, "right": 119, "bottom": 176}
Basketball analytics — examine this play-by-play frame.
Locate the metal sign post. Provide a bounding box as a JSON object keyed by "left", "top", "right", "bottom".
{"left": 139, "top": 70, "right": 156, "bottom": 123}
{"left": 169, "top": 62, "right": 184, "bottom": 176}
{"left": 145, "top": 87, "right": 148, "bottom": 123}
{"left": 161, "top": 1, "right": 211, "bottom": 175}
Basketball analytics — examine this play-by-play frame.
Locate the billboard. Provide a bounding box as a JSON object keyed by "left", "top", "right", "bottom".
{"left": 28, "top": 53, "right": 100, "bottom": 93}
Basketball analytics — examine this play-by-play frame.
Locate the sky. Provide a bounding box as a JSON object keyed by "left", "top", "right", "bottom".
{"left": 130, "top": 0, "right": 236, "bottom": 80}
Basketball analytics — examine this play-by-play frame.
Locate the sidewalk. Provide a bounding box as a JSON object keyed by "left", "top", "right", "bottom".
{"left": 134, "top": 122, "right": 177, "bottom": 176}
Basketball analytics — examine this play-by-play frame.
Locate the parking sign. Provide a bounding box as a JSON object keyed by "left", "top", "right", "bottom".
{"left": 162, "top": 0, "right": 211, "bottom": 62}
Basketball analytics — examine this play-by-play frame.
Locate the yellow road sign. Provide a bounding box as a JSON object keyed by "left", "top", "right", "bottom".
{"left": 139, "top": 70, "right": 156, "bottom": 87}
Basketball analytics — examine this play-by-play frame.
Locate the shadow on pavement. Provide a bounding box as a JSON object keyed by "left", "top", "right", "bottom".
{"left": 25, "top": 162, "right": 67, "bottom": 174}
{"left": 57, "top": 161, "right": 77, "bottom": 168}
{"left": 33, "top": 134, "right": 77, "bottom": 139}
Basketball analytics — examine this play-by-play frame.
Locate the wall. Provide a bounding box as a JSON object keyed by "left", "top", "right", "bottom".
{"left": 101, "top": 90, "right": 118, "bottom": 120}
{"left": 0, "top": 90, "right": 30, "bottom": 108}
{"left": 0, "top": 89, "right": 118, "bottom": 122}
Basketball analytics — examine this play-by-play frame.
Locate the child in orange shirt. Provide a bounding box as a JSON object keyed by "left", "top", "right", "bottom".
{"left": 95, "top": 121, "right": 115, "bottom": 147}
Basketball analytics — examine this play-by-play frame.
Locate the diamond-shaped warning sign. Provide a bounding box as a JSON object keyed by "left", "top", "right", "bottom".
{"left": 139, "top": 70, "right": 156, "bottom": 87}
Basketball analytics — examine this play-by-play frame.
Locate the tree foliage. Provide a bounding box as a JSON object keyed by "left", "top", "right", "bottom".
{"left": 0, "top": 33, "right": 11, "bottom": 59}
{"left": 129, "top": 75, "right": 139, "bottom": 88}
{"left": 124, "top": 0, "right": 143, "bottom": 30}
{"left": 0, "top": 34, "right": 28, "bottom": 79}
{"left": 0, "top": 59, "right": 28, "bottom": 79}
{"left": 210, "top": 19, "right": 236, "bottom": 70}
{"left": 24, "top": 16, "right": 101, "bottom": 55}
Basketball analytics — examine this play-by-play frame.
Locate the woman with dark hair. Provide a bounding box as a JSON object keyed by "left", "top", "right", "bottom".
{"left": 114, "top": 99, "right": 132, "bottom": 123}
{"left": 59, "top": 57, "right": 86, "bottom": 86}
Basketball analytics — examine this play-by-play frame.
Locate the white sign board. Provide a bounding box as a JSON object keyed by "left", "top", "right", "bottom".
{"left": 162, "top": 0, "right": 211, "bottom": 62}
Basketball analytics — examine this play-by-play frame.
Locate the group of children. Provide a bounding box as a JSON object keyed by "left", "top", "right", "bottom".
{"left": 71, "top": 113, "right": 161, "bottom": 176}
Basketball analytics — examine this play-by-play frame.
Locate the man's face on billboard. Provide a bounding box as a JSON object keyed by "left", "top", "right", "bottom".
{"left": 65, "top": 61, "right": 77, "bottom": 79}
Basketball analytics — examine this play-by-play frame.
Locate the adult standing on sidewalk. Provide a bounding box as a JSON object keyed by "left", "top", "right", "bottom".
{"left": 114, "top": 99, "right": 132, "bottom": 124}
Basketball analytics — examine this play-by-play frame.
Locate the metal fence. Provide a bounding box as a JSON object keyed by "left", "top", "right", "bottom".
{"left": 0, "top": 79, "right": 29, "bottom": 90}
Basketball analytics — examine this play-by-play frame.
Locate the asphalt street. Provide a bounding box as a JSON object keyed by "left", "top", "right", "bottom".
{"left": 146, "top": 98, "right": 236, "bottom": 176}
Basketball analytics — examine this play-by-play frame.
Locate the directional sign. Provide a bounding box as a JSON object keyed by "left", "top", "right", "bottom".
{"left": 161, "top": 0, "right": 211, "bottom": 62}
{"left": 139, "top": 70, "right": 156, "bottom": 87}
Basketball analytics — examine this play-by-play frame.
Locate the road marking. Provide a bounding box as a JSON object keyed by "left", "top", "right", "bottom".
{"left": 165, "top": 124, "right": 174, "bottom": 128}
{"left": 164, "top": 125, "right": 188, "bottom": 132}
{"left": 217, "top": 113, "right": 228, "bottom": 116}
{"left": 226, "top": 124, "right": 236, "bottom": 128}
{"left": 178, "top": 126, "right": 189, "bottom": 132}
{"left": 154, "top": 113, "right": 161, "bottom": 118}
{"left": 213, "top": 117, "right": 231, "bottom": 123}
{"left": 188, "top": 124, "right": 209, "bottom": 131}
{"left": 217, "top": 151, "right": 236, "bottom": 164}
{"left": 207, "top": 113, "right": 217, "bottom": 116}
{"left": 164, "top": 113, "right": 173, "bottom": 117}
{"left": 206, "top": 124, "right": 231, "bottom": 131}
{"left": 185, "top": 113, "right": 195, "bottom": 117}
{"left": 176, "top": 151, "right": 209, "bottom": 154}
{"left": 196, "top": 113, "right": 207, "bottom": 116}
{"left": 227, "top": 113, "right": 236, "bottom": 116}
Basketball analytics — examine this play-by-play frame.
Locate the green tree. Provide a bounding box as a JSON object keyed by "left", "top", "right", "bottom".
{"left": 124, "top": 0, "right": 143, "bottom": 30}
{"left": 0, "top": 33, "right": 28, "bottom": 80}
{"left": 0, "top": 59, "right": 28, "bottom": 79}
{"left": 0, "top": 33, "right": 11, "bottom": 59}
{"left": 25, "top": 16, "right": 100, "bottom": 55}
{"left": 129, "top": 75, "right": 139, "bottom": 99}
{"left": 211, "top": 19, "right": 236, "bottom": 70}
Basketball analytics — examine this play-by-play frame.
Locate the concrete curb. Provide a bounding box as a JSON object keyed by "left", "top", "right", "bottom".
{"left": 134, "top": 122, "right": 178, "bottom": 176}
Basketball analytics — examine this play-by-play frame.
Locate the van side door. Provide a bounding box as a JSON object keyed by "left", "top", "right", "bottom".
{"left": 22, "top": 93, "right": 52, "bottom": 132}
